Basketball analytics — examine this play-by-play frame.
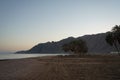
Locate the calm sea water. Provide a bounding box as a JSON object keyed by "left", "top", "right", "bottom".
{"left": 0, "top": 53, "right": 66, "bottom": 60}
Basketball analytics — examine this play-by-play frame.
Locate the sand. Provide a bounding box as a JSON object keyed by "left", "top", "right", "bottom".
{"left": 0, "top": 56, "right": 120, "bottom": 80}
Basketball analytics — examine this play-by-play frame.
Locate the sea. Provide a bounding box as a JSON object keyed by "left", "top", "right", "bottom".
{"left": 0, "top": 53, "right": 66, "bottom": 60}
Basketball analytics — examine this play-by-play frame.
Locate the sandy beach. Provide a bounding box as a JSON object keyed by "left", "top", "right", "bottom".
{"left": 0, "top": 56, "right": 120, "bottom": 80}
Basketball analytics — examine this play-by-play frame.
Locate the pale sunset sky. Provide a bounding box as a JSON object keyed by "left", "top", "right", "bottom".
{"left": 0, "top": 0, "right": 120, "bottom": 52}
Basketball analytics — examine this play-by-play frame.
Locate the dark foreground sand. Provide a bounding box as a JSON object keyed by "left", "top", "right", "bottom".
{"left": 0, "top": 56, "right": 120, "bottom": 80}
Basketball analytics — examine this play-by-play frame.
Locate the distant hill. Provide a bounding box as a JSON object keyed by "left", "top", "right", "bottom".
{"left": 16, "top": 32, "right": 116, "bottom": 54}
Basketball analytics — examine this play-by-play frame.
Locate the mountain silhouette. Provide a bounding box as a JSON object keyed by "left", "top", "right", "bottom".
{"left": 16, "top": 32, "right": 116, "bottom": 54}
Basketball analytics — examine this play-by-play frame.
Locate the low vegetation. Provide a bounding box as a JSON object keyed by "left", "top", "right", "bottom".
{"left": 62, "top": 39, "right": 88, "bottom": 56}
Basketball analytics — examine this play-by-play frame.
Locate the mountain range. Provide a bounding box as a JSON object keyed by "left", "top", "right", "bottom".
{"left": 16, "top": 32, "right": 116, "bottom": 54}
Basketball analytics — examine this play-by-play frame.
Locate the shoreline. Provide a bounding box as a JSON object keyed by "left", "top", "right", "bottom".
{"left": 0, "top": 53, "right": 66, "bottom": 60}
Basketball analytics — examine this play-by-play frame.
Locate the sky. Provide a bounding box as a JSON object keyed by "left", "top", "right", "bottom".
{"left": 0, "top": 0, "right": 120, "bottom": 52}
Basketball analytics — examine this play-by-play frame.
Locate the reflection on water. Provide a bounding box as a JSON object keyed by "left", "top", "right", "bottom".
{"left": 0, "top": 53, "right": 65, "bottom": 60}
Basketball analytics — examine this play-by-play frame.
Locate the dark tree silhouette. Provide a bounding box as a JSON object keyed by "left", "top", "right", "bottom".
{"left": 62, "top": 39, "right": 88, "bottom": 56}
{"left": 105, "top": 25, "right": 120, "bottom": 55}
{"left": 106, "top": 32, "right": 114, "bottom": 46}
{"left": 112, "top": 25, "right": 120, "bottom": 45}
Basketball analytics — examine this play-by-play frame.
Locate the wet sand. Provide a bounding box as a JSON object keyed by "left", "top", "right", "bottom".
{"left": 0, "top": 56, "right": 120, "bottom": 80}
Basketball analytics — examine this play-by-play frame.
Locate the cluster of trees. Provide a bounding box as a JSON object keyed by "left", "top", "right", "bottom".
{"left": 105, "top": 25, "right": 120, "bottom": 55}
{"left": 62, "top": 39, "right": 88, "bottom": 56}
